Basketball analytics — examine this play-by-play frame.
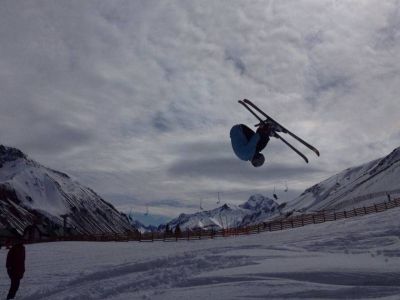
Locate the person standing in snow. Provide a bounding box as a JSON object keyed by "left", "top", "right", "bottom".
{"left": 230, "top": 123, "right": 273, "bottom": 167}
{"left": 6, "top": 238, "right": 25, "bottom": 300}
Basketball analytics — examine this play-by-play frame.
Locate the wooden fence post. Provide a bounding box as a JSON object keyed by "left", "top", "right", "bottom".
{"left": 354, "top": 208, "right": 357, "bottom": 216}
{"left": 374, "top": 204, "right": 378, "bottom": 212}
{"left": 344, "top": 211, "right": 347, "bottom": 218}
{"left": 334, "top": 211, "right": 336, "bottom": 220}
{"left": 312, "top": 215, "right": 315, "bottom": 224}
{"left": 363, "top": 207, "right": 367, "bottom": 214}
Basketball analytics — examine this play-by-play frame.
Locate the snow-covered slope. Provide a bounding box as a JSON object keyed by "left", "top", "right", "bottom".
{"left": 161, "top": 194, "right": 281, "bottom": 231}
{"left": 0, "top": 145, "right": 134, "bottom": 236}
{"left": 2, "top": 204, "right": 400, "bottom": 299}
{"left": 287, "top": 146, "right": 400, "bottom": 212}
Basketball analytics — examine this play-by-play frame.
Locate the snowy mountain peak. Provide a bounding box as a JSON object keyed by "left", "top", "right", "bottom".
{"left": 161, "top": 195, "right": 281, "bottom": 231}
{"left": 221, "top": 203, "right": 230, "bottom": 210}
{"left": 368, "top": 146, "right": 400, "bottom": 175}
{"left": 239, "top": 194, "right": 277, "bottom": 211}
{"left": 0, "top": 145, "right": 135, "bottom": 237}
{"left": 0, "top": 145, "right": 27, "bottom": 165}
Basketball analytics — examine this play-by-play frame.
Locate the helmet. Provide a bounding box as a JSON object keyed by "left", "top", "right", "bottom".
{"left": 251, "top": 153, "right": 265, "bottom": 167}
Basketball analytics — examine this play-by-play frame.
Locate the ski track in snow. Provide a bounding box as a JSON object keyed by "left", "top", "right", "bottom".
{"left": 1, "top": 208, "right": 400, "bottom": 299}
{"left": 23, "top": 251, "right": 257, "bottom": 300}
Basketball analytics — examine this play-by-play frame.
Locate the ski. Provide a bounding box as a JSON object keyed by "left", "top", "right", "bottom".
{"left": 275, "top": 132, "right": 309, "bottom": 163}
{"left": 238, "top": 100, "right": 264, "bottom": 123}
{"left": 238, "top": 100, "right": 309, "bottom": 163}
{"left": 242, "top": 99, "right": 320, "bottom": 157}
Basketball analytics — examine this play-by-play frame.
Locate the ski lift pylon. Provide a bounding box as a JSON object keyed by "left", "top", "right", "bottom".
{"left": 217, "top": 192, "right": 222, "bottom": 205}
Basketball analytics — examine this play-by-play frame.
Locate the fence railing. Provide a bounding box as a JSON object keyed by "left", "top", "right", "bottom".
{"left": 26, "top": 196, "right": 400, "bottom": 244}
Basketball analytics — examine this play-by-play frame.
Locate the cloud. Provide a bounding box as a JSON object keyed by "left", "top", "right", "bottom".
{"left": 168, "top": 156, "right": 324, "bottom": 182}
{"left": 225, "top": 49, "right": 246, "bottom": 75}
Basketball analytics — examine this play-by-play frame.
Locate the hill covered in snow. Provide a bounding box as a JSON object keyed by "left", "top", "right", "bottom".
{"left": 0, "top": 145, "right": 135, "bottom": 237}
{"left": 286, "top": 146, "right": 400, "bottom": 213}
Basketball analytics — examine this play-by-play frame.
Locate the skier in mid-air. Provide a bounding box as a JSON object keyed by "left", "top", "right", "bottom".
{"left": 230, "top": 123, "right": 274, "bottom": 167}
{"left": 231, "top": 99, "right": 320, "bottom": 166}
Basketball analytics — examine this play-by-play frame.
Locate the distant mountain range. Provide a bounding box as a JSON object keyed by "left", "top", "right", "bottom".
{"left": 159, "top": 194, "right": 283, "bottom": 232}
{"left": 159, "top": 146, "right": 400, "bottom": 231}
{"left": 1, "top": 144, "right": 400, "bottom": 237}
{"left": 0, "top": 145, "right": 135, "bottom": 237}
{"left": 128, "top": 218, "right": 157, "bottom": 233}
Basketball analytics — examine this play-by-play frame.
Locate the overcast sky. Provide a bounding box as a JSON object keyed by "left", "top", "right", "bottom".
{"left": 1, "top": 1, "right": 400, "bottom": 224}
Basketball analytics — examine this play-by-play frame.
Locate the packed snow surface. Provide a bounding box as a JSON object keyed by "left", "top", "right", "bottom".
{"left": 1, "top": 207, "right": 400, "bottom": 299}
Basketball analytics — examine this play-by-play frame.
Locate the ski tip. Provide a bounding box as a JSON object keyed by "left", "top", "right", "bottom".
{"left": 315, "top": 150, "right": 320, "bottom": 157}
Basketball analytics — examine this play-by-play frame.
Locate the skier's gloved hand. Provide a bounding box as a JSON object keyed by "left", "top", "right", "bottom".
{"left": 271, "top": 131, "right": 279, "bottom": 138}
{"left": 256, "top": 124, "right": 272, "bottom": 140}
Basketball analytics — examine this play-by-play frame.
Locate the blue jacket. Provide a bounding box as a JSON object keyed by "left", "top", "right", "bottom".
{"left": 230, "top": 125, "right": 260, "bottom": 161}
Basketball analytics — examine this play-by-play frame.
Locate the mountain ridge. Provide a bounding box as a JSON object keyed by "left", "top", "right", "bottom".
{"left": 159, "top": 194, "right": 281, "bottom": 231}
{"left": 285, "top": 146, "right": 400, "bottom": 212}
{"left": 0, "top": 145, "right": 135, "bottom": 237}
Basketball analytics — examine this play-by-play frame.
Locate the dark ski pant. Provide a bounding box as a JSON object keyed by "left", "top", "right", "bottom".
{"left": 240, "top": 124, "right": 270, "bottom": 153}
{"left": 7, "top": 277, "right": 21, "bottom": 300}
